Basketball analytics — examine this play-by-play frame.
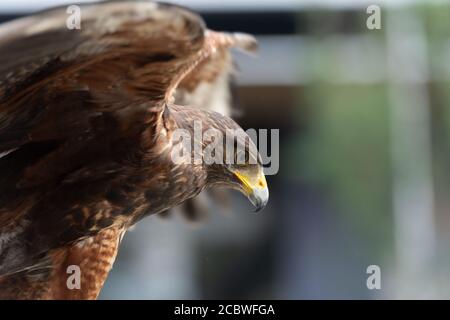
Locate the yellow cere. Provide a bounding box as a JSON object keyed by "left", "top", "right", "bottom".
{"left": 234, "top": 171, "right": 267, "bottom": 194}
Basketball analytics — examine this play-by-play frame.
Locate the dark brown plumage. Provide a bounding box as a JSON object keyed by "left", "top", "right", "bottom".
{"left": 0, "top": 1, "right": 268, "bottom": 299}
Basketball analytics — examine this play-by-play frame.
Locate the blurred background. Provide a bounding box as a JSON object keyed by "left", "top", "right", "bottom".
{"left": 2, "top": 0, "right": 450, "bottom": 299}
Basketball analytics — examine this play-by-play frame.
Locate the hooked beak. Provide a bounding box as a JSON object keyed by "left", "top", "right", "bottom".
{"left": 234, "top": 170, "right": 269, "bottom": 212}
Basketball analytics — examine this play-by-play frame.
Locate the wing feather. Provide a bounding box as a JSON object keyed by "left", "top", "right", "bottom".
{"left": 0, "top": 226, "right": 124, "bottom": 299}
{"left": 0, "top": 1, "right": 206, "bottom": 154}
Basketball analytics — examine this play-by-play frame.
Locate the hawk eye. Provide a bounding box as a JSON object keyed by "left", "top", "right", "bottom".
{"left": 235, "top": 149, "right": 249, "bottom": 165}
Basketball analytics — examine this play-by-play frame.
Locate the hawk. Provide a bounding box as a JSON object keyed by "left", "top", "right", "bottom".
{"left": 0, "top": 1, "right": 269, "bottom": 299}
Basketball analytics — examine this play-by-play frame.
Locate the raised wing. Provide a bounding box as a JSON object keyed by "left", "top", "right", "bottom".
{"left": 175, "top": 32, "right": 256, "bottom": 116}
{"left": 0, "top": 1, "right": 206, "bottom": 155}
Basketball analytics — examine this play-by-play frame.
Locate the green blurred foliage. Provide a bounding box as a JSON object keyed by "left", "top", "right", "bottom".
{"left": 286, "top": 84, "right": 392, "bottom": 254}
{"left": 422, "top": 4, "right": 450, "bottom": 39}
{"left": 283, "top": 2, "right": 450, "bottom": 261}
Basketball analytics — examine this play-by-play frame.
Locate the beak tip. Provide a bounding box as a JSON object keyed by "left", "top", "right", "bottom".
{"left": 253, "top": 200, "right": 268, "bottom": 213}
{"left": 249, "top": 187, "right": 269, "bottom": 213}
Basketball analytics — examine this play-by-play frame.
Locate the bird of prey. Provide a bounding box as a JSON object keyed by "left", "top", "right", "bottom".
{"left": 0, "top": 1, "right": 269, "bottom": 299}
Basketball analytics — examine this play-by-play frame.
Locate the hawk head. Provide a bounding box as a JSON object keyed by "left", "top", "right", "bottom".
{"left": 169, "top": 106, "right": 269, "bottom": 212}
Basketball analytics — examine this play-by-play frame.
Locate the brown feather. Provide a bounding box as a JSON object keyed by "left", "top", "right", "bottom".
{"left": 0, "top": 227, "right": 124, "bottom": 299}
{"left": 0, "top": 1, "right": 259, "bottom": 299}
